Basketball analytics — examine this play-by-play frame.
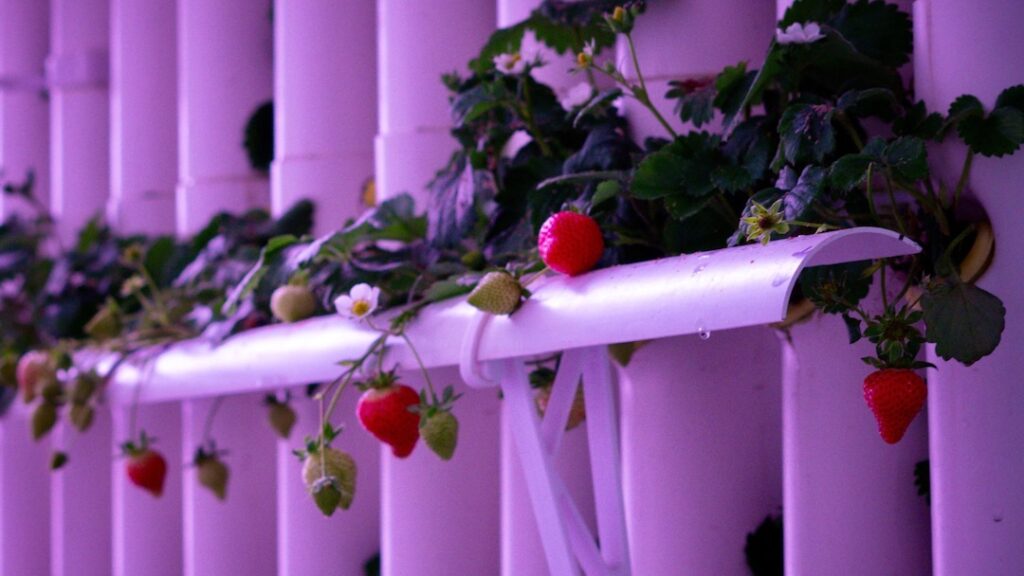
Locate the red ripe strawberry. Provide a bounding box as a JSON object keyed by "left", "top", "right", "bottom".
{"left": 863, "top": 369, "right": 927, "bottom": 444}
{"left": 538, "top": 211, "right": 605, "bottom": 276}
{"left": 357, "top": 381, "right": 421, "bottom": 458}
{"left": 125, "top": 447, "right": 168, "bottom": 497}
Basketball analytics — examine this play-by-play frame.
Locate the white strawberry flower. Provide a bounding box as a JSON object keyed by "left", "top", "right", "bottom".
{"left": 776, "top": 22, "right": 825, "bottom": 45}
{"left": 494, "top": 52, "right": 527, "bottom": 75}
{"left": 560, "top": 82, "right": 594, "bottom": 110}
{"left": 334, "top": 283, "right": 380, "bottom": 321}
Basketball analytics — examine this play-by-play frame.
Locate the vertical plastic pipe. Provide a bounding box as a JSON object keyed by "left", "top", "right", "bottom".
{"left": 112, "top": 403, "right": 183, "bottom": 576}
{"left": 276, "top": 394, "right": 382, "bottom": 576}
{"left": 108, "top": 0, "right": 176, "bottom": 235}
{"left": 915, "top": 1, "right": 1024, "bottom": 573}
{"left": 375, "top": 0, "right": 495, "bottom": 205}
{"left": 272, "top": 0, "right": 377, "bottom": 234}
{"left": 772, "top": 2, "right": 929, "bottom": 573}
{"left": 619, "top": 332, "right": 782, "bottom": 575}
{"left": 494, "top": 2, "right": 596, "bottom": 574}
{"left": 0, "top": 405, "right": 51, "bottom": 575}
{"left": 182, "top": 395, "right": 277, "bottom": 576}
{"left": 50, "top": 412, "right": 113, "bottom": 576}
{"left": 782, "top": 308, "right": 931, "bottom": 575}
{"left": 618, "top": 0, "right": 775, "bottom": 141}
{"left": 175, "top": 0, "right": 272, "bottom": 236}
{"left": 617, "top": 4, "right": 780, "bottom": 575}
{"left": 0, "top": 0, "right": 50, "bottom": 217}
{"left": 47, "top": 0, "right": 109, "bottom": 245}
{"left": 381, "top": 367, "right": 501, "bottom": 576}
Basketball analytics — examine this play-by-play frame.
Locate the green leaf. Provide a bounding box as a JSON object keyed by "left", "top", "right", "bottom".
{"left": 799, "top": 260, "right": 873, "bottom": 314}
{"left": 777, "top": 103, "right": 836, "bottom": 165}
{"left": 832, "top": 0, "right": 913, "bottom": 67}
{"left": 958, "top": 106, "right": 1024, "bottom": 158}
{"left": 666, "top": 79, "right": 716, "bottom": 128}
{"left": 423, "top": 279, "right": 473, "bottom": 303}
{"left": 713, "top": 62, "right": 756, "bottom": 126}
{"left": 995, "top": 84, "right": 1024, "bottom": 113}
{"left": 884, "top": 136, "right": 929, "bottom": 181}
{"left": 783, "top": 165, "right": 826, "bottom": 221}
{"left": 630, "top": 133, "right": 718, "bottom": 201}
{"left": 222, "top": 235, "right": 299, "bottom": 315}
{"left": 842, "top": 313, "right": 863, "bottom": 344}
{"left": 829, "top": 154, "right": 873, "bottom": 192}
{"left": 591, "top": 180, "right": 621, "bottom": 209}
{"left": 922, "top": 276, "right": 1006, "bottom": 365}
{"left": 711, "top": 164, "right": 753, "bottom": 193}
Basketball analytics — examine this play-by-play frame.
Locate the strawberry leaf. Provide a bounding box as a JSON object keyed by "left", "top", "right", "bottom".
{"left": 922, "top": 276, "right": 1005, "bottom": 366}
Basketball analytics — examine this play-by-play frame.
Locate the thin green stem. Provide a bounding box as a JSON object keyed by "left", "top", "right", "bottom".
{"left": 400, "top": 332, "right": 437, "bottom": 403}
{"left": 835, "top": 111, "right": 864, "bottom": 151}
{"left": 864, "top": 163, "right": 880, "bottom": 224}
{"left": 201, "top": 397, "right": 224, "bottom": 446}
{"left": 518, "top": 80, "right": 553, "bottom": 157}
{"left": 879, "top": 261, "right": 890, "bottom": 311}
{"left": 884, "top": 170, "right": 908, "bottom": 236}
{"left": 953, "top": 150, "right": 974, "bottom": 212}
{"left": 624, "top": 33, "right": 678, "bottom": 139}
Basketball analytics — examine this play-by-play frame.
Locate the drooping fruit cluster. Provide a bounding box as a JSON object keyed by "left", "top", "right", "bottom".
{"left": 298, "top": 430, "right": 357, "bottom": 518}
{"left": 122, "top": 434, "right": 168, "bottom": 497}
{"left": 356, "top": 373, "right": 421, "bottom": 458}
{"left": 538, "top": 211, "right": 605, "bottom": 276}
{"left": 863, "top": 369, "right": 927, "bottom": 444}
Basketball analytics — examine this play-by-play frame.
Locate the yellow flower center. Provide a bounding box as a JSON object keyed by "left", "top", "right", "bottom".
{"left": 352, "top": 300, "right": 371, "bottom": 317}
{"left": 503, "top": 53, "right": 522, "bottom": 70}
{"left": 577, "top": 52, "right": 591, "bottom": 68}
{"left": 612, "top": 6, "right": 626, "bottom": 22}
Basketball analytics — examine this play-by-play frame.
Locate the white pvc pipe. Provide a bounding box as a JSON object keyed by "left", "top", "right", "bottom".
{"left": 0, "top": 0, "right": 51, "bottom": 218}
{"left": 48, "top": 0, "right": 110, "bottom": 245}
{"left": 108, "top": 0, "right": 176, "bottom": 235}
{"left": 272, "top": 0, "right": 376, "bottom": 234}
{"left": 175, "top": 0, "right": 272, "bottom": 235}
{"left": 915, "top": 1, "right": 1024, "bottom": 573}
{"left": 375, "top": 0, "right": 496, "bottom": 205}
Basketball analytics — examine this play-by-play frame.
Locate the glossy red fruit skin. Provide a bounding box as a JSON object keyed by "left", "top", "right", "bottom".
{"left": 357, "top": 385, "right": 421, "bottom": 458}
{"left": 538, "top": 212, "right": 605, "bottom": 276}
{"left": 126, "top": 450, "right": 168, "bottom": 497}
{"left": 863, "top": 369, "right": 927, "bottom": 444}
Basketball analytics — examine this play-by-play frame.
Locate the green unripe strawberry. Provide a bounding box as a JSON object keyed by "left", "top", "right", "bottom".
{"left": 32, "top": 401, "right": 57, "bottom": 441}
{"left": 70, "top": 372, "right": 101, "bottom": 405}
{"left": 467, "top": 271, "right": 524, "bottom": 315}
{"left": 70, "top": 404, "right": 94, "bottom": 432}
{"left": 422, "top": 411, "right": 459, "bottom": 461}
{"left": 270, "top": 285, "right": 317, "bottom": 323}
{"left": 197, "top": 454, "right": 230, "bottom": 501}
{"left": 302, "top": 446, "right": 357, "bottom": 516}
{"left": 267, "top": 402, "right": 297, "bottom": 439}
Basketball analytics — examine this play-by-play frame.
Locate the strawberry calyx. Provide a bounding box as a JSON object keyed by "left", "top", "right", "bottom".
{"left": 360, "top": 369, "right": 399, "bottom": 392}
